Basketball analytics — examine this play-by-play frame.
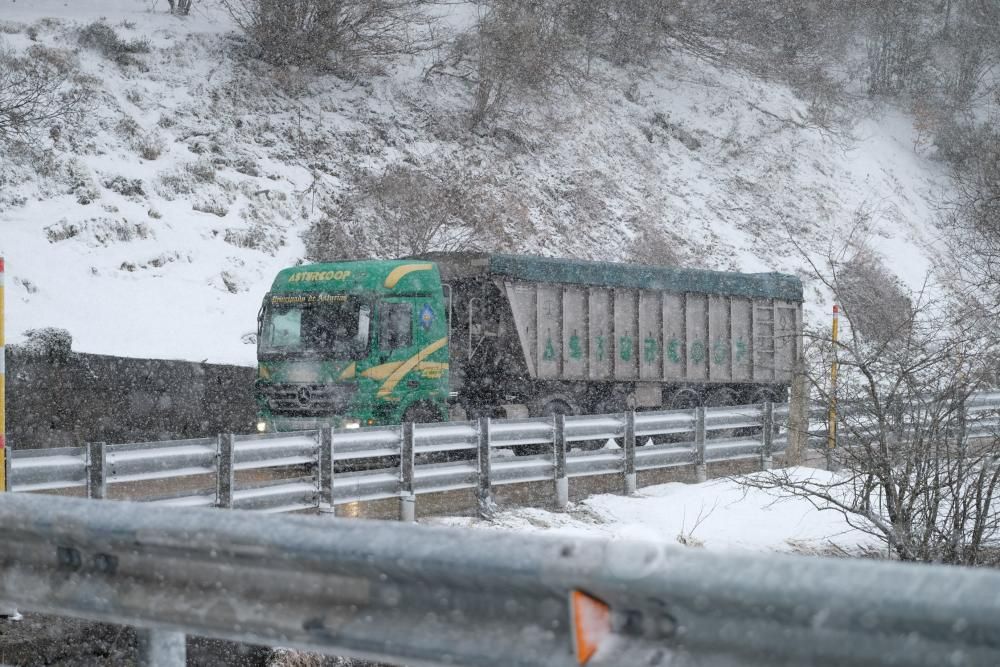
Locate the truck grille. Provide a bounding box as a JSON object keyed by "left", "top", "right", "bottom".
{"left": 261, "top": 383, "right": 358, "bottom": 416}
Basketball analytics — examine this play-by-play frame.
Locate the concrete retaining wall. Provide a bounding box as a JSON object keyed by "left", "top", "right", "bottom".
{"left": 4, "top": 347, "right": 256, "bottom": 450}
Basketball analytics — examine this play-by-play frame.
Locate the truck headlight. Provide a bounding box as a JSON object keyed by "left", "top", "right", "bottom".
{"left": 256, "top": 421, "right": 267, "bottom": 433}
{"left": 343, "top": 419, "right": 361, "bottom": 429}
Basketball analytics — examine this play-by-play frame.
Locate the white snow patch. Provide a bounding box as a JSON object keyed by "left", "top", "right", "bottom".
{"left": 432, "top": 467, "right": 882, "bottom": 555}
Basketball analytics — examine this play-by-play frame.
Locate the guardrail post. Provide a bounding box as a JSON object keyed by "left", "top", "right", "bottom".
{"left": 694, "top": 407, "right": 707, "bottom": 483}
{"left": 624, "top": 411, "right": 637, "bottom": 495}
{"left": 318, "top": 426, "right": 334, "bottom": 514}
{"left": 399, "top": 422, "right": 416, "bottom": 522}
{"left": 553, "top": 414, "right": 568, "bottom": 510}
{"left": 477, "top": 417, "right": 495, "bottom": 518}
{"left": 761, "top": 401, "right": 774, "bottom": 471}
{"left": 87, "top": 442, "right": 106, "bottom": 500}
{"left": 216, "top": 433, "right": 234, "bottom": 509}
{"left": 137, "top": 628, "right": 186, "bottom": 667}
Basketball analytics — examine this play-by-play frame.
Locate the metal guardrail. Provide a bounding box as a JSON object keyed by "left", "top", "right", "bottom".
{"left": 806, "top": 391, "right": 1000, "bottom": 450}
{"left": 9, "top": 391, "right": 1000, "bottom": 518}
{"left": 2, "top": 492, "right": 1000, "bottom": 667}
{"left": 8, "top": 402, "right": 783, "bottom": 517}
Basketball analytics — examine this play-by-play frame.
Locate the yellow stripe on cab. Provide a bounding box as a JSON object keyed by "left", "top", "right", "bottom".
{"left": 383, "top": 263, "right": 434, "bottom": 289}
{"left": 377, "top": 337, "right": 448, "bottom": 398}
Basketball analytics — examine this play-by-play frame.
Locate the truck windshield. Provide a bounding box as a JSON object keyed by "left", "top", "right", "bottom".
{"left": 260, "top": 296, "right": 371, "bottom": 359}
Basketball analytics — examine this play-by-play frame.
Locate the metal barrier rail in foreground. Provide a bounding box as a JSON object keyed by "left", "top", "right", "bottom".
{"left": 7, "top": 402, "right": 788, "bottom": 518}
{"left": 1, "top": 492, "right": 999, "bottom": 667}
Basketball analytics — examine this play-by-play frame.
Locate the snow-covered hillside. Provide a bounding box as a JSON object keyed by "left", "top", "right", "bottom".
{"left": 0, "top": 0, "right": 949, "bottom": 364}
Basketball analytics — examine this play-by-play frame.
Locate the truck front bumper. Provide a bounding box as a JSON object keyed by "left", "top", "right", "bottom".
{"left": 257, "top": 415, "right": 362, "bottom": 433}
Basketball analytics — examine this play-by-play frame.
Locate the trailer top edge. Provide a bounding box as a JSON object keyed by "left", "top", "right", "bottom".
{"left": 419, "top": 253, "right": 803, "bottom": 302}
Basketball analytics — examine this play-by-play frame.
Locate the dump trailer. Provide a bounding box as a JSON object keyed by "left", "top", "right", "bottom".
{"left": 254, "top": 254, "right": 803, "bottom": 432}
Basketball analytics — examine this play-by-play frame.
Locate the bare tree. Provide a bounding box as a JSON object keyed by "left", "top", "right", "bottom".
{"left": 742, "top": 237, "right": 1000, "bottom": 565}
{"left": 167, "top": 0, "right": 194, "bottom": 15}
{"left": 939, "top": 123, "right": 1000, "bottom": 314}
{"left": 0, "top": 46, "right": 89, "bottom": 148}
{"left": 427, "top": 0, "right": 593, "bottom": 130}
{"left": 218, "top": 0, "right": 430, "bottom": 71}
{"left": 865, "top": 0, "right": 930, "bottom": 95}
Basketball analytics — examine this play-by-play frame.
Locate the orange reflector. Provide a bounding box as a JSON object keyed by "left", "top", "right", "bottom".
{"left": 570, "top": 590, "right": 611, "bottom": 664}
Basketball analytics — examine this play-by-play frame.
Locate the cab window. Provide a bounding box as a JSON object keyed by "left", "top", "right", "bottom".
{"left": 380, "top": 302, "right": 412, "bottom": 350}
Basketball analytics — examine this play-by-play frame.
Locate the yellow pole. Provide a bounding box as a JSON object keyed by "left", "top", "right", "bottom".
{"left": 0, "top": 256, "right": 5, "bottom": 492}
{"left": 827, "top": 304, "right": 839, "bottom": 455}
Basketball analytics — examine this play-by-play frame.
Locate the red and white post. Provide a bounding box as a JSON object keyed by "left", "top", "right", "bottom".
{"left": 0, "top": 257, "right": 18, "bottom": 621}
{"left": 0, "top": 256, "right": 5, "bottom": 492}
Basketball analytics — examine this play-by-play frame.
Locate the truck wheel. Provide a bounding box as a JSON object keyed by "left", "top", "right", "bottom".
{"left": 705, "top": 389, "right": 740, "bottom": 439}
{"left": 704, "top": 388, "right": 738, "bottom": 408}
{"left": 540, "top": 398, "right": 575, "bottom": 418}
{"left": 748, "top": 389, "right": 781, "bottom": 439}
{"left": 404, "top": 403, "right": 450, "bottom": 463}
{"left": 662, "top": 389, "right": 701, "bottom": 444}
{"left": 750, "top": 388, "right": 780, "bottom": 405}
{"left": 534, "top": 398, "right": 575, "bottom": 455}
{"left": 669, "top": 389, "right": 701, "bottom": 410}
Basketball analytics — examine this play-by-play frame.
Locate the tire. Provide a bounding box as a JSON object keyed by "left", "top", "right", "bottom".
{"left": 748, "top": 388, "right": 781, "bottom": 440}
{"left": 750, "top": 388, "right": 780, "bottom": 405}
{"left": 662, "top": 389, "right": 702, "bottom": 444}
{"left": 540, "top": 398, "right": 575, "bottom": 418}
{"left": 404, "top": 403, "right": 452, "bottom": 463}
{"left": 705, "top": 388, "right": 741, "bottom": 439}
{"left": 668, "top": 389, "right": 702, "bottom": 410}
{"left": 704, "top": 388, "right": 739, "bottom": 408}
{"left": 534, "top": 398, "right": 575, "bottom": 455}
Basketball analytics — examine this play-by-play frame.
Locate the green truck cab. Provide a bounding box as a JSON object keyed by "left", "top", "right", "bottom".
{"left": 255, "top": 260, "right": 450, "bottom": 432}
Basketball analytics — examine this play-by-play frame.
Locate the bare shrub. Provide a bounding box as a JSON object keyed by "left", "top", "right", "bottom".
{"left": 64, "top": 158, "right": 100, "bottom": 205}
{"left": 185, "top": 158, "right": 216, "bottom": 183}
{"left": 835, "top": 246, "right": 913, "bottom": 348}
{"left": 224, "top": 224, "right": 281, "bottom": 253}
{"left": 45, "top": 217, "right": 153, "bottom": 246}
{"left": 219, "top": 0, "right": 429, "bottom": 71}
{"left": 138, "top": 132, "right": 165, "bottom": 160}
{"left": 305, "top": 160, "right": 523, "bottom": 260}
{"left": 625, "top": 225, "right": 685, "bottom": 268}
{"left": 78, "top": 22, "right": 150, "bottom": 66}
{"left": 156, "top": 169, "right": 196, "bottom": 199}
{"left": 0, "top": 45, "right": 89, "bottom": 148}
{"left": 193, "top": 199, "right": 229, "bottom": 217}
{"left": 20, "top": 327, "right": 73, "bottom": 363}
{"left": 103, "top": 175, "right": 146, "bottom": 198}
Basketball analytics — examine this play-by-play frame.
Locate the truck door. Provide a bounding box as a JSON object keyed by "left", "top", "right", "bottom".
{"left": 374, "top": 297, "right": 447, "bottom": 414}
{"left": 374, "top": 299, "right": 417, "bottom": 403}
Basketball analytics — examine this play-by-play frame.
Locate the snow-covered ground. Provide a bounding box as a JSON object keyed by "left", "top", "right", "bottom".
{"left": 0, "top": 0, "right": 950, "bottom": 365}
{"left": 432, "top": 467, "right": 883, "bottom": 556}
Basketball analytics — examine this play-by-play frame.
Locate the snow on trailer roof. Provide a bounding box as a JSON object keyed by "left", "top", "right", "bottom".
{"left": 425, "top": 253, "right": 803, "bottom": 302}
